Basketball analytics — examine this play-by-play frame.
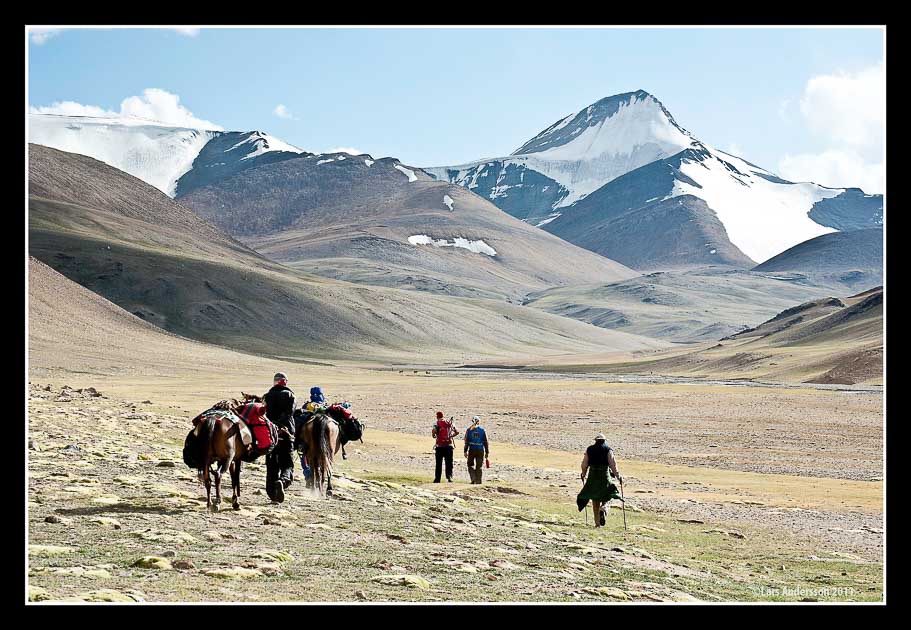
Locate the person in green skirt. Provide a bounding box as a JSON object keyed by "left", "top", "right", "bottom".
{"left": 576, "top": 433, "right": 623, "bottom": 528}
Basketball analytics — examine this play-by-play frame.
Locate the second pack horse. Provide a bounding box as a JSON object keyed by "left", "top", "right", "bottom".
{"left": 294, "top": 404, "right": 365, "bottom": 496}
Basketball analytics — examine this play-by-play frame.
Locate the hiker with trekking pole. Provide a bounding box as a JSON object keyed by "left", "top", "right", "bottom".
{"left": 431, "top": 411, "right": 459, "bottom": 483}
{"left": 576, "top": 433, "right": 624, "bottom": 529}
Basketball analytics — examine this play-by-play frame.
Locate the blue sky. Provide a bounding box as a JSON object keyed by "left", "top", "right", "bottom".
{"left": 28, "top": 27, "right": 885, "bottom": 192}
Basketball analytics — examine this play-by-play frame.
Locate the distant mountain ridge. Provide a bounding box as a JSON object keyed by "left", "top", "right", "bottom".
{"left": 29, "top": 113, "right": 305, "bottom": 197}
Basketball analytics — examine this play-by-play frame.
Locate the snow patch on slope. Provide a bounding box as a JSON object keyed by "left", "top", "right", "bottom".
{"left": 443, "top": 195, "right": 454, "bottom": 211}
{"left": 394, "top": 164, "right": 418, "bottom": 182}
{"left": 408, "top": 235, "right": 497, "bottom": 256}
{"left": 535, "top": 212, "right": 562, "bottom": 227}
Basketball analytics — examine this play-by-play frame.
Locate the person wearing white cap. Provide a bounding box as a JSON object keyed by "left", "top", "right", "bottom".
{"left": 576, "top": 433, "right": 623, "bottom": 528}
{"left": 463, "top": 415, "right": 489, "bottom": 484}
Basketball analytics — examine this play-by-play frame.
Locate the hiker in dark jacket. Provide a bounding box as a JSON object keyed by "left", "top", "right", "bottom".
{"left": 576, "top": 433, "right": 623, "bottom": 528}
{"left": 263, "top": 372, "right": 296, "bottom": 503}
{"left": 432, "top": 411, "right": 459, "bottom": 483}
{"left": 464, "top": 416, "right": 489, "bottom": 484}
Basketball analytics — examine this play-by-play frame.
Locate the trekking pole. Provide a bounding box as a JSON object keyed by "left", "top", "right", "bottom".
{"left": 620, "top": 478, "right": 628, "bottom": 531}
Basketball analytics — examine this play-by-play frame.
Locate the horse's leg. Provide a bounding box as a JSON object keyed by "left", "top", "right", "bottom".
{"left": 232, "top": 457, "right": 241, "bottom": 510}
{"left": 203, "top": 446, "right": 214, "bottom": 512}
{"left": 217, "top": 448, "right": 232, "bottom": 507}
{"left": 325, "top": 425, "right": 337, "bottom": 497}
{"left": 212, "top": 465, "right": 222, "bottom": 510}
{"left": 204, "top": 465, "right": 213, "bottom": 512}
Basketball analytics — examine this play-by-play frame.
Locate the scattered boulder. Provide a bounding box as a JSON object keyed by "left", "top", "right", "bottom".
{"left": 203, "top": 567, "right": 263, "bottom": 579}
{"left": 61, "top": 589, "right": 145, "bottom": 602}
{"left": 31, "top": 566, "right": 112, "bottom": 578}
{"left": 705, "top": 529, "right": 746, "bottom": 540}
{"left": 132, "top": 556, "right": 173, "bottom": 570}
{"left": 28, "top": 585, "right": 51, "bottom": 601}
{"left": 173, "top": 560, "right": 196, "bottom": 570}
{"left": 44, "top": 515, "right": 71, "bottom": 525}
{"left": 130, "top": 529, "right": 197, "bottom": 545}
{"left": 29, "top": 544, "right": 75, "bottom": 557}
{"left": 156, "top": 461, "right": 177, "bottom": 468}
{"left": 252, "top": 550, "right": 294, "bottom": 563}
{"left": 89, "top": 517, "right": 122, "bottom": 529}
{"left": 582, "top": 587, "right": 630, "bottom": 600}
{"left": 370, "top": 574, "right": 431, "bottom": 590}
{"left": 28, "top": 438, "right": 40, "bottom": 451}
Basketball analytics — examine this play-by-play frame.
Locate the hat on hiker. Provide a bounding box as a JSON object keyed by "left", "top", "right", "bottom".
{"left": 274, "top": 372, "right": 288, "bottom": 385}
{"left": 472, "top": 415, "right": 481, "bottom": 426}
{"left": 594, "top": 433, "right": 606, "bottom": 441}
{"left": 436, "top": 411, "right": 444, "bottom": 419}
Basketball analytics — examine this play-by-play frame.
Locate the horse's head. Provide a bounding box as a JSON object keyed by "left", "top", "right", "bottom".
{"left": 240, "top": 392, "right": 263, "bottom": 404}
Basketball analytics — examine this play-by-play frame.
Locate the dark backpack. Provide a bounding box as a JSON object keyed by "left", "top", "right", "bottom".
{"left": 340, "top": 416, "right": 364, "bottom": 444}
{"left": 182, "top": 429, "right": 199, "bottom": 469}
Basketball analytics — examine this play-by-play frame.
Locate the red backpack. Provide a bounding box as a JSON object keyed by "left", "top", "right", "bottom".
{"left": 236, "top": 402, "right": 275, "bottom": 454}
{"left": 434, "top": 419, "right": 455, "bottom": 447}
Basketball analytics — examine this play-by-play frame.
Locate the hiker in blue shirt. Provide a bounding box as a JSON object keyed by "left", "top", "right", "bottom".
{"left": 464, "top": 416, "right": 489, "bottom": 484}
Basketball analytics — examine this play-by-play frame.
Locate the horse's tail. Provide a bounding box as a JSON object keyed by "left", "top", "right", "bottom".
{"left": 195, "top": 415, "right": 218, "bottom": 479}
{"left": 310, "top": 413, "right": 333, "bottom": 493}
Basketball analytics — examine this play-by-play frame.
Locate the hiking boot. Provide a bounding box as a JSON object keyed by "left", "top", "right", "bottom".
{"left": 599, "top": 506, "right": 607, "bottom": 526}
{"left": 272, "top": 481, "right": 285, "bottom": 503}
{"left": 447, "top": 477, "right": 453, "bottom": 482}
{"left": 433, "top": 479, "right": 441, "bottom": 483}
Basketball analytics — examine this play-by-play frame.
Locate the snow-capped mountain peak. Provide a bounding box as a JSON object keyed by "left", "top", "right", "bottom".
{"left": 426, "top": 90, "right": 697, "bottom": 214}
{"left": 512, "top": 90, "right": 692, "bottom": 158}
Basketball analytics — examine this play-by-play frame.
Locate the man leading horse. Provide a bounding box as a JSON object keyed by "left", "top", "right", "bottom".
{"left": 263, "top": 372, "right": 296, "bottom": 503}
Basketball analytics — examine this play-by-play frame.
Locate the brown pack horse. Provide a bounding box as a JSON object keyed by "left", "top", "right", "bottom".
{"left": 192, "top": 395, "right": 263, "bottom": 512}
{"left": 295, "top": 412, "right": 342, "bottom": 496}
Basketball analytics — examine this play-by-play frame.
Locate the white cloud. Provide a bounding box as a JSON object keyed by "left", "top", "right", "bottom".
{"left": 779, "top": 149, "right": 884, "bottom": 194}
{"left": 799, "top": 62, "right": 885, "bottom": 153}
{"left": 273, "top": 104, "right": 297, "bottom": 120}
{"left": 29, "top": 88, "right": 222, "bottom": 131}
{"left": 779, "top": 62, "right": 885, "bottom": 194}
{"left": 326, "top": 147, "right": 365, "bottom": 156}
{"left": 29, "top": 28, "right": 62, "bottom": 45}
{"left": 172, "top": 28, "right": 200, "bottom": 37}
